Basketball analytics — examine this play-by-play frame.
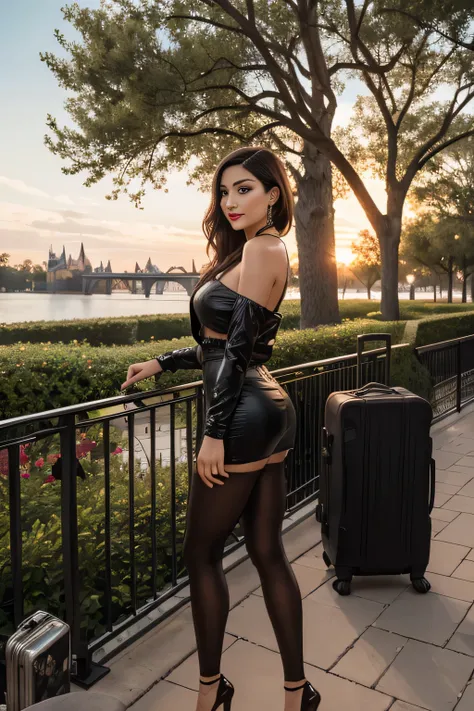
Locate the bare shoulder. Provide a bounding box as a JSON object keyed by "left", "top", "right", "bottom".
{"left": 242, "top": 235, "right": 287, "bottom": 270}
{"left": 237, "top": 236, "right": 287, "bottom": 306}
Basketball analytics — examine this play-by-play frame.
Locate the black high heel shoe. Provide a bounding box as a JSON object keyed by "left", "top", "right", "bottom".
{"left": 200, "top": 674, "right": 234, "bottom": 710}
{"left": 284, "top": 680, "right": 321, "bottom": 710}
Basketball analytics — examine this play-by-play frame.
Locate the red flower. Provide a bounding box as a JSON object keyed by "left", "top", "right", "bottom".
{"left": 44, "top": 475, "right": 56, "bottom": 484}
{"left": 112, "top": 447, "right": 123, "bottom": 455}
{"left": 19, "top": 446, "right": 29, "bottom": 466}
{"left": 35, "top": 458, "right": 45, "bottom": 468}
{"left": 47, "top": 453, "right": 60, "bottom": 464}
{"left": 21, "top": 472, "right": 30, "bottom": 479}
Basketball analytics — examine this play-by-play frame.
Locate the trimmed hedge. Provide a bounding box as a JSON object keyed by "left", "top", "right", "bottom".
{"left": 414, "top": 312, "right": 474, "bottom": 347}
{"left": 2, "top": 299, "right": 473, "bottom": 347}
{"left": 0, "top": 320, "right": 405, "bottom": 420}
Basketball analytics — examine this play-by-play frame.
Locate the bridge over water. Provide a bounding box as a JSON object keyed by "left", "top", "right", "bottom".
{"left": 82, "top": 272, "right": 200, "bottom": 298}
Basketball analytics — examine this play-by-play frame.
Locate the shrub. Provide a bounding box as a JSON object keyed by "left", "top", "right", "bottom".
{"left": 414, "top": 312, "right": 474, "bottom": 347}
{"left": 0, "top": 425, "right": 189, "bottom": 642}
{"left": 3, "top": 299, "right": 473, "bottom": 347}
{"left": 0, "top": 321, "right": 406, "bottom": 420}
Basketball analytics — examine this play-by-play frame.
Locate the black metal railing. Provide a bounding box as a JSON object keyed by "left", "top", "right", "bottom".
{"left": 415, "top": 334, "right": 474, "bottom": 422}
{"left": 0, "top": 341, "right": 397, "bottom": 686}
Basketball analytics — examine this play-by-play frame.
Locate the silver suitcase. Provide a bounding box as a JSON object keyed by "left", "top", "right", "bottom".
{"left": 5, "top": 611, "right": 70, "bottom": 710}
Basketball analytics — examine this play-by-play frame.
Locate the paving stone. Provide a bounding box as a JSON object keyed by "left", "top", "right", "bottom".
{"left": 454, "top": 456, "right": 474, "bottom": 469}
{"left": 447, "top": 602, "right": 474, "bottom": 657}
{"left": 452, "top": 560, "right": 474, "bottom": 582}
{"left": 373, "top": 589, "right": 469, "bottom": 646}
{"left": 432, "top": 518, "right": 450, "bottom": 536}
{"left": 426, "top": 571, "right": 474, "bottom": 602}
{"left": 227, "top": 588, "right": 384, "bottom": 670}
{"left": 436, "top": 513, "right": 474, "bottom": 548}
{"left": 253, "top": 561, "right": 332, "bottom": 600}
{"left": 390, "top": 701, "right": 429, "bottom": 711}
{"left": 427, "top": 539, "right": 470, "bottom": 576}
{"left": 466, "top": 549, "right": 474, "bottom": 561}
{"left": 332, "top": 627, "right": 407, "bottom": 687}
{"left": 166, "top": 637, "right": 393, "bottom": 711}
{"left": 436, "top": 469, "right": 474, "bottom": 487}
{"left": 434, "top": 451, "right": 466, "bottom": 470}
{"left": 455, "top": 680, "right": 474, "bottom": 711}
{"left": 431, "top": 508, "right": 460, "bottom": 522}
{"left": 436, "top": 482, "right": 462, "bottom": 495}
{"left": 447, "top": 465, "right": 474, "bottom": 476}
{"left": 310, "top": 574, "right": 410, "bottom": 606}
{"left": 435, "top": 492, "right": 454, "bottom": 507}
{"left": 166, "top": 634, "right": 237, "bottom": 689}
{"left": 376, "top": 639, "right": 474, "bottom": 711}
{"left": 442, "top": 495, "right": 474, "bottom": 514}
{"left": 295, "top": 544, "right": 331, "bottom": 571}
{"left": 456, "top": 478, "right": 474, "bottom": 498}
{"left": 128, "top": 680, "right": 196, "bottom": 710}
{"left": 440, "top": 438, "right": 474, "bottom": 456}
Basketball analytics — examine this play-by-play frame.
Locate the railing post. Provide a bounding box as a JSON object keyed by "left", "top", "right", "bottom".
{"left": 60, "top": 414, "right": 84, "bottom": 678}
{"left": 456, "top": 340, "right": 462, "bottom": 413}
{"left": 8, "top": 445, "right": 23, "bottom": 628}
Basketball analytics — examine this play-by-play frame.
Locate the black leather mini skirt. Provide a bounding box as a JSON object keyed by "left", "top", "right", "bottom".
{"left": 200, "top": 338, "right": 297, "bottom": 465}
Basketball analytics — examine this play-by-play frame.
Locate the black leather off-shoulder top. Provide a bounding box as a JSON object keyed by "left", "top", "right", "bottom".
{"left": 156, "top": 238, "right": 290, "bottom": 439}
{"left": 190, "top": 276, "right": 287, "bottom": 365}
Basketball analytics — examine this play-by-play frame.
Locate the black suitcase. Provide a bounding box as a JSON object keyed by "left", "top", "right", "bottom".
{"left": 5, "top": 611, "right": 70, "bottom": 711}
{"left": 316, "top": 334, "right": 435, "bottom": 596}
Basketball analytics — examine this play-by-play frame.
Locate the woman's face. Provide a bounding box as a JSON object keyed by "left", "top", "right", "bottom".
{"left": 219, "top": 164, "right": 279, "bottom": 233}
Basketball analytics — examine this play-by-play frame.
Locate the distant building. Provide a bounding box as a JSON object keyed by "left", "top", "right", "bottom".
{"left": 47, "top": 243, "right": 94, "bottom": 293}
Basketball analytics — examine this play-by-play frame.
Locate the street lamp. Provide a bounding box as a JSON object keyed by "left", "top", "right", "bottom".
{"left": 406, "top": 273, "right": 415, "bottom": 300}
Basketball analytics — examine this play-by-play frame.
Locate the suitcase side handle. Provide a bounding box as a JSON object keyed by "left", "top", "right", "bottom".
{"left": 429, "top": 457, "right": 436, "bottom": 513}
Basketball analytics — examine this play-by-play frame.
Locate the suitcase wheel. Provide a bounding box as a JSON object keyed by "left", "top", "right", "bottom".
{"left": 322, "top": 551, "right": 332, "bottom": 568}
{"left": 411, "top": 576, "right": 431, "bottom": 594}
{"left": 332, "top": 578, "right": 351, "bottom": 596}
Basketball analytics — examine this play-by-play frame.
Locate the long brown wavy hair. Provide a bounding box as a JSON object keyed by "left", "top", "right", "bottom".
{"left": 192, "top": 146, "right": 294, "bottom": 295}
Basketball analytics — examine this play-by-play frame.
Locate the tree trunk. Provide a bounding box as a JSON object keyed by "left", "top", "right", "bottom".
{"left": 462, "top": 273, "right": 467, "bottom": 303}
{"left": 367, "top": 286, "right": 371, "bottom": 299}
{"left": 433, "top": 278, "right": 437, "bottom": 303}
{"left": 294, "top": 142, "right": 339, "bottom": 328}
{"left": 377, "top": 216, "right": 401, "bottom": 321}
{"left": 471, "top": 274, "right": 474, "bottom": 303}
{"left": 448, "top": 256, "right": 454, "bottom": 303}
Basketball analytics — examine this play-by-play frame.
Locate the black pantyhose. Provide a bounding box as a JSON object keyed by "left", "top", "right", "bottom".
{"left": 183, "top": 460, "right": 305, "bottom": 682}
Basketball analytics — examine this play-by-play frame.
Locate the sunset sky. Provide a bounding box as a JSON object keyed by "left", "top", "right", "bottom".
{"left": 1, "top": 0, "right": 390, "bottom": 274}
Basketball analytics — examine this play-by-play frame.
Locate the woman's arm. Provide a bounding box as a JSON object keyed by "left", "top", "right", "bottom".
{"left": 203, "top": 237, "right": 282, "bottom": 439}
{"left": 156, "top": 344, "right": 203, "bottom": 373}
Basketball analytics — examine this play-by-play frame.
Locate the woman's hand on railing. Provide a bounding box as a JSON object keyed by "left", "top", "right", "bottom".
{"left": 120, "top": 359, "right": 163, "bottom": 390}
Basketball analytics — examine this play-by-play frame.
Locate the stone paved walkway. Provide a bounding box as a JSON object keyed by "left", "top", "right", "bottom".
{"left": 88, "top": 402, "right": 474, "bottom": 711}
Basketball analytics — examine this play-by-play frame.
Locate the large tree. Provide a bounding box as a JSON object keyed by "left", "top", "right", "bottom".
{"left": 42, "top": 1, "right": 341, "bottom": 327}
{"left": 43, "top": 0, "right": 474, "bottom": 322}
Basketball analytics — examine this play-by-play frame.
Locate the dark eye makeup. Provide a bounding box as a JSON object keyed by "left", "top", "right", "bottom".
{"left": 220, "top": 186, "right": 251, "bottom": 197}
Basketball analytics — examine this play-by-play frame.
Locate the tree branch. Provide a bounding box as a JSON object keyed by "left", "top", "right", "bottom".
{"left": 166, "top": 13, "right": 245, "bottom": 35}
{"left": 418, "top": 129, "right": 474, "bottom": 171}
{"left": 379, "top": 7, "right": 474, "bottom": 52}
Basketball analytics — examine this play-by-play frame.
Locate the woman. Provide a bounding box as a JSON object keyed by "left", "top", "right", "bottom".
{"left": 121, "top": 147, "right": 321, "bottom": 711}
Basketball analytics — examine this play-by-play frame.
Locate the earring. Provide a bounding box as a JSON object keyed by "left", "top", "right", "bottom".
{"left": 267, "top": 204, "right": 274, "bottom": 226}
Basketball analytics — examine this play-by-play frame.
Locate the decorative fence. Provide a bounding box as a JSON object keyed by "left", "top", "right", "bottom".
{"left": 1, "top": 334, "right": 473, "bottom": 687}
{"left": 415, "top": 334, "right": 474, "bottom": 422}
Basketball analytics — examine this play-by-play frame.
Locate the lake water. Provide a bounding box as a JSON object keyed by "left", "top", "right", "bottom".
{"left": 0, "top": 288, "right": 463, "bottom": 325}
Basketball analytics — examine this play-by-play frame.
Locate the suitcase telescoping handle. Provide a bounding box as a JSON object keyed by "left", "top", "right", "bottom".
{"left": 357, "top": 333, "right": 392, "bottom": 388}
